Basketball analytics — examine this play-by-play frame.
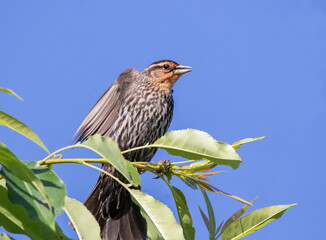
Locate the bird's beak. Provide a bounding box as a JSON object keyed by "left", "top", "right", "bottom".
{"left": 173, "top": 64, "right": 192, "bottom": 75}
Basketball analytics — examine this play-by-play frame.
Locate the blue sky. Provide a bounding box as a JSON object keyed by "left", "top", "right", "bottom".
{"left": 1, "top": 1, "right": 325, "bottom": 239}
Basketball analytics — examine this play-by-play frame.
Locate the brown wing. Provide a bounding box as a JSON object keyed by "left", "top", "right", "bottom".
{"left": 74, "top": 68, "right": 139, "bottom": 142}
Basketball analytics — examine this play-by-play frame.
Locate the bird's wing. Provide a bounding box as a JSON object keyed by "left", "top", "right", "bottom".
{"left": 74, "top": 68, "right": 139, "bottom": 142}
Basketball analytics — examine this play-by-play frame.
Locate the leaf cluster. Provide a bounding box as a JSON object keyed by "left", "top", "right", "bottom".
{"left": 0, "top": 88, "right": 296, "bottom": 240}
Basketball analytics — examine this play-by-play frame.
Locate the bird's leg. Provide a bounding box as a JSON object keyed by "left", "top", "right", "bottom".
{"left": 157, "top": 159, "right": 171, "bottom": 172}
{"left": 153, "top": 159, "right": 171, "bottom": 179}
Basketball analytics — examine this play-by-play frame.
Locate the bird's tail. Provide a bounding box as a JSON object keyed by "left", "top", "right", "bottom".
{"left": 84, "top": 167, "right": 147, "bottom": 240}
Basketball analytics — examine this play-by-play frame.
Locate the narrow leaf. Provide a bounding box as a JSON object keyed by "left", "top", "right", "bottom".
{"left": 0, "top": 87, "right": 23, "bottom": 101}
{"left": 196, "top": 180, "right": 215, "bottom": 192}
{"left": 232, "top": 136, "right": 265, "bottom": 150}
{"left": 153, "top": 129, "right": 241, "bottom": 170}
{"left": 196, "top": 180, "right": 251, "bottom": 206}
{"left": 65, "top": 197, "right": 101, "bottom": 240}
{"left": 186, "top": 160, "right": 217, "bottom": 173}
{"left": 0, "top": 111, "right": 49, "bottom": 153}
{"left": 200, "top": 171, "right": 225, "bottom": 176}
{"left": 200, "top": 187, "right": 216, "bottom": 240}
{"left": 220, "top": 198, "right": 257, "bottom": 235}
{"left": 129, "top": 189, "right": 185, "bottom": 240}
{"left": 220, "top": 204, "right": 297, "bottom": 240}
{"left": 210, "top": 185, "right": 251, "bottom": 206}
{"left": 80, "top": 135, "right": 140, "bottom": 186}
{"left": 215, "top": 221, "right": 224, "bottom": 236}
{"left": 167, "top": 184, "right": 195, "bottom": 240}
{"left": 180, "top": 176, "right": 198, "bottom": 190}
{"left": 199, "top": 206, "right": 210, "bottom": 232}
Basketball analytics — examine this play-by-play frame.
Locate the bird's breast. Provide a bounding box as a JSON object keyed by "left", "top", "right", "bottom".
{"left": 111, "top": 89, "right": 173, "bottom": 162}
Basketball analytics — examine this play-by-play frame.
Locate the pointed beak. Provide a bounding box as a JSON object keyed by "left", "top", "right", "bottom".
{"left": 173, "top": 64, "right": 192, "bottom": 75}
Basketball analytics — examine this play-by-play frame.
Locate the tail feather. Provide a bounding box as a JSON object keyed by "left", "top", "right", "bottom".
{"left": 83, "top": 170, "right": 147, "bottom": 240}
{"left": 127, "top": 202, "right": 147, "bottom": 239}
{"left": 102, "top": 218, "right": 119, "bottom": 240}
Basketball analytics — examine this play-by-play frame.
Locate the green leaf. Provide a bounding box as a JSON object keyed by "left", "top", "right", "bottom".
{"left": 220, "top": 204, "right": 297, "bottom": 240}
{"left": 153, "top": 129, "right": 241, "bottom": 170}
{"left": 1, "top": 162, "right": 70, "bottom": 240}
{"left": 185, "top": 160, "right": 217, "bottom": 173}
{"left": 0, "top": 184, "right": 42, "bottom": 240}
{"left": 167, "top": 184, "right": 195, "bottom": 240}
{"left": 81, "top": 163, "right": 184, "bottom": 240}
{"left": 0, "top": 233, "right": 16, "bottom": 240}
{"left": 129, "top": 189, "right": 185, "bottom": 240}
{"left": 0, "top": 111, "right": 49, "bottom": 153}
{"left": 193, "top": 179, "right": 251, "bottom": 206}
{"left": 232, "top": 136, "right": 265, "bottom": 150}
{"left": 0, "top": 87, "right": 23, "bottom": 101}
{"left": 24, "top": 161, "right": 67, "bottom": 211}
{"left": 215, "top": 221, "right": 224, "bottom": 237}
{"left": 179, "top": 177, "right": 197, "bottom": 190}
{"left": 1, "top": 167, "right": 55, "bottom": 230}
{"left": 80, "top": 157, "right": 184, "bottom": 240}
{"left": 52, "top": 223, "right": 72, "bottom": 240}
{"left": 64, "top": 197, "right": 101, "bottom": 240}
{"left": 0, "top": 143, "right": 52, "bottom": 211}
{"left": 198, "top": 206, "right": 210, "bottom": 232}
{"left": 204, "top": 183, "right": 252, "bottom": 206}
{"left": 218, "top": 198, "right": 257, "bottom": 237}
{"left": 200, "top": 188, "right": 216, "bottom": 240}
{"left": 80, "top": 134, "right": 140, "bottom": 186}
{"left": 0, "top": 161, "right": 68, "bottom": 239}
{"left": 0, "top": 143, "right": 39, "bottom": 182}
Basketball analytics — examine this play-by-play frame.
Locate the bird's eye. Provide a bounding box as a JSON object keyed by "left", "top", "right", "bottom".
{"left": 163, "top": 64, "right": 169, "bottom": 69}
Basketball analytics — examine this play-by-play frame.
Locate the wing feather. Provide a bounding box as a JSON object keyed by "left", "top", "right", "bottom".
{"left": 74, "top": 68, "right": 139, "bottom": 142}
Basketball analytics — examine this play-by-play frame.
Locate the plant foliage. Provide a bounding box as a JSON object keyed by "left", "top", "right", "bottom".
{"left": 0, "top": 88, "right": 296, "bottom": 240}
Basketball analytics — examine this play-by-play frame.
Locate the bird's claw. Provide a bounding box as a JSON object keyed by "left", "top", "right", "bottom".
{"left": 153, "top": 159, "right": 171, "bottom": 179}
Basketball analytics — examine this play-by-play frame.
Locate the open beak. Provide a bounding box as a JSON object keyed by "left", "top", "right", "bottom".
{"left": 173, "top": 64, "right": 192, "bottom": 75}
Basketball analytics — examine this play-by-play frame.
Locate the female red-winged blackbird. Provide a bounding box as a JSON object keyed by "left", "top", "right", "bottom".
{"left": 74, "top": 60, "right": 191, "bottom": 240}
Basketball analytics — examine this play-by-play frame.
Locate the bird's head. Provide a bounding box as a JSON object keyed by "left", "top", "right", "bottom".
{"left": 141, "top": 60, "right": 192, "bottom": 92}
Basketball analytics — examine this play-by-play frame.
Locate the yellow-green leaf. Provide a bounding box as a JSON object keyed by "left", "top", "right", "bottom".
{"left": 129, "top": 189, "right": 185, "bottom": 240}
{"left": 79, "top": 135, "right": 140, "bottom": 186}
{"left": 219, "top": 198, "right": 257, "bottom": 236}
{"left": 200, "top": 187, "right": 216, "bottom": 240}
{"left": 65, "top": 197, "right": 101, "bottom": 240}
{"left": 0, "top": 111, "right": 49, "bottom": 153}
{"left": 232, "top": 136, "right": 265, "bottom": 150}
{"left": 220, "top": 204, "right": 296, "bottom": 240}
{"left": 165, "top": 182, "right": 195, "bottom": 240}
{"left": 0, "top": 87, "right": 23, "bottom": 101}
{"left": 153, "top": 129, "right": 241, "bottom": 170}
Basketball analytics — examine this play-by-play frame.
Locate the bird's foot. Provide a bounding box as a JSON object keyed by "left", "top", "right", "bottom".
{"left": 154, "top": 159, "right": 172, "bottom": 180}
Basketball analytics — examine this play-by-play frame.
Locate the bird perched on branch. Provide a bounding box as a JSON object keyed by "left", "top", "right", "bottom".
{"left": 74, "top": 60, "right": 192, "bottom": 240}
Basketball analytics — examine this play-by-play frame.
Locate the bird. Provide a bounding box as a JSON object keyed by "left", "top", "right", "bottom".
{"left": 74, "top": 60, "right": 192, "bottom": 240}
